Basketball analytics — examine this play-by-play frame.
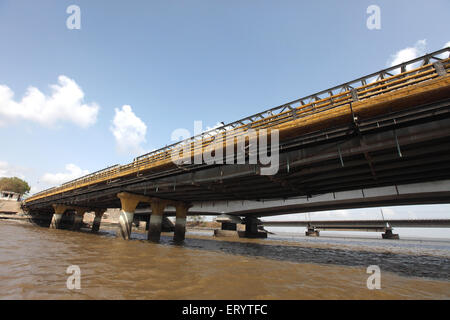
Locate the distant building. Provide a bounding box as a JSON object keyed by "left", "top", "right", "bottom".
{"left": 0, "top": 191, "right": 21, "bottom": 201}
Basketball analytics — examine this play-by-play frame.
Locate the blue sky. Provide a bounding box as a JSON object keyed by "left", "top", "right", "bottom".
{"left": 0, "top": 0, "right": 449, "bottom": 235}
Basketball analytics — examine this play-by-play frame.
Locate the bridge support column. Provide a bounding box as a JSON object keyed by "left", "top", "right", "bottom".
{"left": 92, "top": 209, "right": 106, "bottom": 232}
{"left": 72, "top": 208, "right": 87, "bottom": 231}
{"left": 117, "top": 193, "right": 143, "bottom": 240}
{"left": 239, "top": 217, "right": 267, "bottom": 238}
{"left": 50, "top": 204, "right": 67, "bottom": 229}
{"left": 174, "top": 203, "right": 190, "bottom": 242}
{"left": 148, "top": 200, "right": 167, "bottom": 242}
{"left": 382, "top": 229, "right": 399, "bottom": 240}
{"left": 221, "top": 222, "right": 237, "bottom": 231}
{"left": 214, "top": 222, "right": 238, "bottom": 237}
{"left": 305, "top": 227, "right": 320, "bottom": 237}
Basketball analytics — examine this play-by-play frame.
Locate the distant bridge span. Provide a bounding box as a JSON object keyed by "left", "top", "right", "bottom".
{"left": 23, "top": 48, "right": 450, "bottom": 241}
{"left": 260, "top": 218, "right": 450, "bottom": 239}
{"left": 261, "top": 219, "right": 450, "bottom": 229}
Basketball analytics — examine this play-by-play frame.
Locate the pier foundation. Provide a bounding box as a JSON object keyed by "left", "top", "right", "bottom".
{"left": 238, "top": 217, "right": 267, "bottom": 238}
{"left": 214, "top": 222, "right": 238, "bottom": 237}
{"left": 305, "top": 227, "right": 320, "bottom": 237}
{"left": 382, "top": 229, "right": 400, "bottom": 240}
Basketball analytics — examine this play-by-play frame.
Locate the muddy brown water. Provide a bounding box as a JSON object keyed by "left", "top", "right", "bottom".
{"left": 0, "top": 221, "right": 449, "bottom": 299}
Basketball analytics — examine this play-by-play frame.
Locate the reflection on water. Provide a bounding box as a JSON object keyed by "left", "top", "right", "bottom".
{"left": 0, "top": 221, "right": 449, "bottom": 299}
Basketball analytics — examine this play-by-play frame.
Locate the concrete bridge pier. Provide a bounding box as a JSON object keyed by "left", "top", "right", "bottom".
{"left": 92, "top": 209, "right": 106, "bottom": 232}
{"left": 305, "top": 227, "right": 320, "bottom": 237}
{"left": 240, "top": 217, "right": 267, "bottom": 238}
{"left": 50, "top": 204, "right": 67, "bottom": 229}
{"left": 173, "top": 203, "right": 191, "bottom": 242}
{"left": 222, "top": 222, "right": 237, "bottom": 231}
{"left": 148, "top": 200, "right": 167, "bottom": 242}
{"left": 382, "top": 229, "right": 400, "bottom": 240}
{"left": 214, "top": 214, "right": 242, "bottom": 237}
{"left": 213, "top": 222, "right": 238, "bottom": 237}
{"left": 72, "top": 208, "right": 87, "bottom": 231}
{"left": 117, "top": 193, "right": 143, "bottom": 240}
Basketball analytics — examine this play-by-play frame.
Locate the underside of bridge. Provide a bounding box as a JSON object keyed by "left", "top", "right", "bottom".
{"left": 25, "top": 98, "right": 450, "bottom": 210}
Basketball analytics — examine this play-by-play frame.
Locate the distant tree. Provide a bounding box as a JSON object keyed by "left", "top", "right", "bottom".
{"left": 0, "top": 177, "right": 31, "bottom": 195}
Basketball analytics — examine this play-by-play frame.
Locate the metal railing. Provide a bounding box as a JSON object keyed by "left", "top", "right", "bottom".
{"left": 26, "top": 48, "right": 450, "bottom": 203}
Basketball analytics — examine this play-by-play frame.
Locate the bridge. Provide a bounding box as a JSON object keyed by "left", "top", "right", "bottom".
{"left": 23, "top": 48, "right": 450, "bottom": 242}
{"left": 260, "top": 219, "right": 450, "bottom": 239}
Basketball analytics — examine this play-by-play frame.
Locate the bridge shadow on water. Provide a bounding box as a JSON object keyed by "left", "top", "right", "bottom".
{"left": 91, "top": 228, "right": 450, "bottom": 281}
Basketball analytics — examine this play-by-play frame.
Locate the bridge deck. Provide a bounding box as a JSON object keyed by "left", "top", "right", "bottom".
{"left": 262, "top": 219, "right": 450, "bottom": 228}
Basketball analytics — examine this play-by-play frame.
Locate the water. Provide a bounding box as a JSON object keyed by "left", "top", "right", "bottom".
{"left": 0, "top": 220, "right": 449, "bottom": 299}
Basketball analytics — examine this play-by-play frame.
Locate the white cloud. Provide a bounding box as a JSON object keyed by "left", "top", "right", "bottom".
{"left": 387, "top": 39, "right": 427, "bottom": 69}
{"left": 439, "top": 41, "right": 450, "bottom": 59}
{"left": 110, "top": 105, "right": 147, "bottom": 155}
{"left": 41, "top": 164, "right": 89, "bottom": 186}
{"left": 0, "top": 75, "right": 99, "bottom": 128}
{"left": 0, "top": 161, "right": 25, "bottom": 179}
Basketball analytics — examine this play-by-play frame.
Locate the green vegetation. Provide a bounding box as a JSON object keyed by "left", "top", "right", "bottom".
{"left": 0, "top": 177, "right": 31, "bottom": 195}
